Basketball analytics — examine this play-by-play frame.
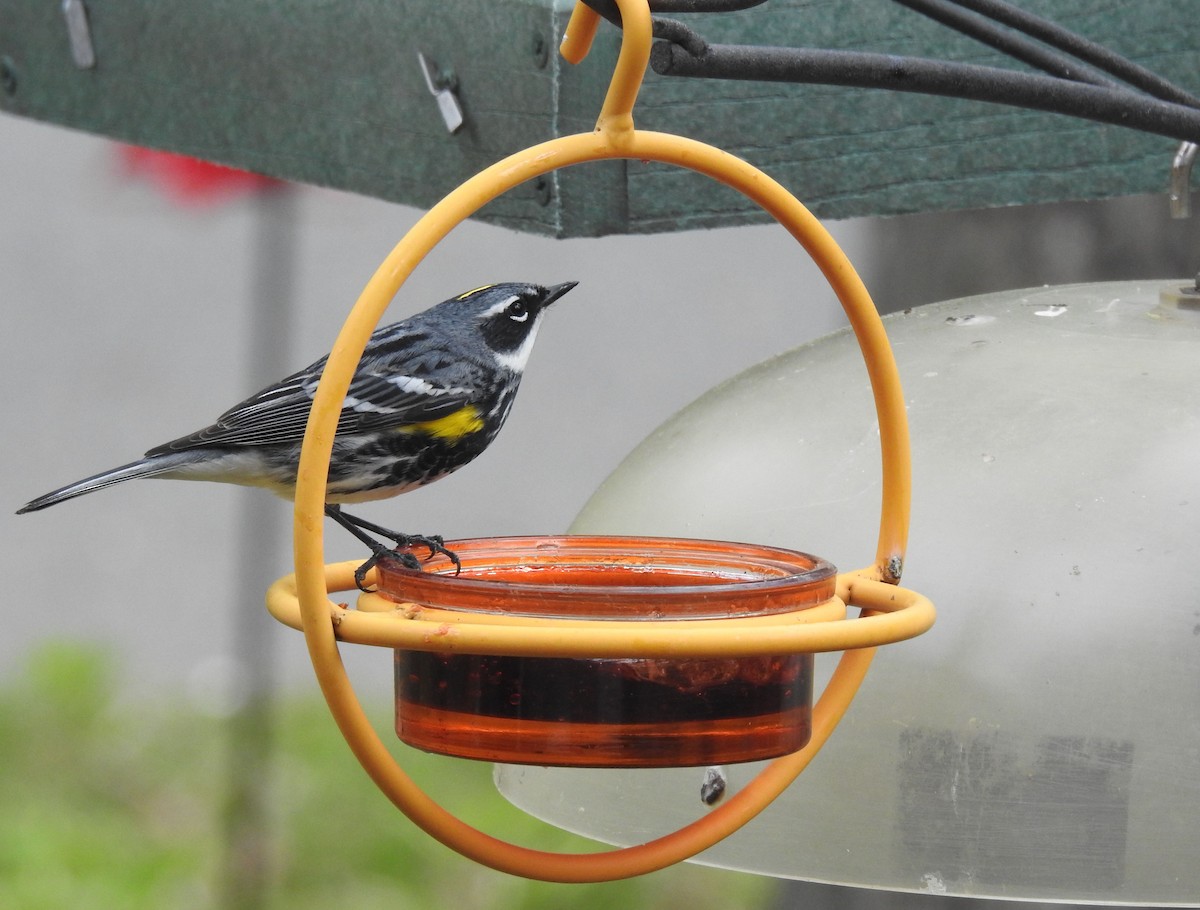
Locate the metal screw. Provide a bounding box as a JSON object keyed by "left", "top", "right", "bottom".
{"left": 532, "top": 31, "right": 550, "bottom": 69}
{"left": 0, "top": 56, "right": 17, "bottom": 96}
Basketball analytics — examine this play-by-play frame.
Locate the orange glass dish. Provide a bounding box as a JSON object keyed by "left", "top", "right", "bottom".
{"left": 375, "top": 536, "right": 836, "bottom": 767}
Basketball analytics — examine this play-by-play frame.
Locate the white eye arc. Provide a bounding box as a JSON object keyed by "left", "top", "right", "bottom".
{"left": 480, "top": 294, "right": 525, "bottom": 321}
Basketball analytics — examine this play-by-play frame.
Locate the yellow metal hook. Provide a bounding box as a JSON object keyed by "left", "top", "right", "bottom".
{"left": 562, "top": 0, "right": 653, "bottom": 140}
{"left": 560, "top": 2, "right": 601, "bottom": 64}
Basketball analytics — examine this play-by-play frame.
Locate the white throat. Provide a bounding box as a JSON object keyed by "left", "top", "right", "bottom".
{"left": 493, "top": 314, "right": 544, "bottom": 373}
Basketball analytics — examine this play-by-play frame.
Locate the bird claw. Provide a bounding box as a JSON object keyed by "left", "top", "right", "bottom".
{"left": 324, "top": 506, "right": 460, "bottom": 590}
{"left": 353, "top": 536, "right": 462, "bottom": 592}
{"left": 404, "top": 534, "right": 462, "bottom": 575}
{"left": 354, "top": 548, "right": 420, "bottom": 592}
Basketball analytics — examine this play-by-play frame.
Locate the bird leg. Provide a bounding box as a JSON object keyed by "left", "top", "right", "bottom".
{"left": 328, "top": 506, "right": 462, "bottom": 571}
{"left": 323, "top": 505, "right": 461, "bottom": 591}
{"left": 323, "top": 505, "right": 418, "bottom": 591}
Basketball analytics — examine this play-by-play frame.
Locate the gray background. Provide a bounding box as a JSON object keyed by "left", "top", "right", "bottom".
{"left": 3, "top": 110, "right": 1198, "bottom": 702}
{"left": 4, "top": 107, "right": 1200, "bottom": 910}
{"left": 1, "top": 111, "right": 859, "bottom": 699}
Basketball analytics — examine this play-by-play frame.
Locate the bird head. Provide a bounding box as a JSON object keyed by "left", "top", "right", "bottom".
{"left": 456, "top": 281, "right": 577, "bottom": 372}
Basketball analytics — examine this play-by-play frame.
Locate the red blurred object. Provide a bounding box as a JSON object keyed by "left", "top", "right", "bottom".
{"left": 121, "top": 146, "right": 284, "bottom": 205}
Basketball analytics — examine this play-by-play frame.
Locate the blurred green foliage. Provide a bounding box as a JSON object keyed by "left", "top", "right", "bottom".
{"left": 0, "top": 642, "right": 777, "bottom": 910}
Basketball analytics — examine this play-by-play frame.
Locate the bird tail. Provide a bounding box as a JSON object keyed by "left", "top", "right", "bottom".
{"left": 16, "top": 453, "right": 195, "bottom": 514}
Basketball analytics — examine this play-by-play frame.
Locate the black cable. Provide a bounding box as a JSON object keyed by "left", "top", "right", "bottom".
{"left": 942, "top": 0, "right": 1200, "bottom": 107}
{"left": 653, "top": 18, "right": 710, "bottom": 57}
{"left": 649, "top": 43, "right": 1200, "bottom": 144}
{"left": 597, "top": 0, "right": 1200, "bottom": 148}
{"left": 582, "top": 0, "right": 766, "bottom": 23}
{"left": 890, "top": 0, "right": 1119, "bottom": 87}
{"left": 647, "top": 0, "right": 768, "bottom": 10}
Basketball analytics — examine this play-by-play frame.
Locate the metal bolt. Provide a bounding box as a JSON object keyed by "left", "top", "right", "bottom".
{"left": 0, "top": 56, "right": 17, "bottom": 96}
{"left": 436, "top": 66, "right": 458, "bottom": 94}
{"left": 532, "top": 31, "right": 550, "bottom": 69}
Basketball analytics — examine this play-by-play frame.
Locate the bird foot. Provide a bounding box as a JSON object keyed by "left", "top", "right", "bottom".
{"left": 353, "top": 535, "right": 462, "bottom": 592}
{"left": 324, "top": 506, "right": 461, "bottom": 590}
{"left": 402, "top": 533, "right": 463, "bottom": 574}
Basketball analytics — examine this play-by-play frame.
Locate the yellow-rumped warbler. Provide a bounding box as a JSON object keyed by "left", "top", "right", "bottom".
{"left": 18, "top": 280, "right": 577, "bottom": 584}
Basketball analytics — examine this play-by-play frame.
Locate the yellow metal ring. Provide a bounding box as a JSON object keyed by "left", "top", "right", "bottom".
{"left": 268, "top": 566, "right": 933, "bottom": 658}
{"left": 280, "top": 127, "right": 921, "bottom": 880}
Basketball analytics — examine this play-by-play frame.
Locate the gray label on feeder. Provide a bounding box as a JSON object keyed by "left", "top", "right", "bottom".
{"left": 897, "top": 729, "right": 1133, "bottom": 892}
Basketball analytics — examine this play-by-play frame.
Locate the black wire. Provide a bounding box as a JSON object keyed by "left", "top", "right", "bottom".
{"left": 890, "top": 0, "right": 1119, "bottom": 87}
{"left": 653, "top": 17, "right": 710, "bottom": 57}
{"left": 581, "top": 0, "right": 766, "bottom": 23}
{"left": 588, "top": 0, "right": 1200, "bottom": 146}
{"left": 942, "top": 0, "right": 1200, "bottom": 107}
{"left": 647, "top": 0, "right": 768, "bottom": 10}
{"left": 649, "top": 42, "right": 1200, "bottom": 144}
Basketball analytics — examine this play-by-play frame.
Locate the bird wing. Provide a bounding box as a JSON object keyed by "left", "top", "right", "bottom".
{"left": 145, "top": 364, "right": 477, "bottom": 454}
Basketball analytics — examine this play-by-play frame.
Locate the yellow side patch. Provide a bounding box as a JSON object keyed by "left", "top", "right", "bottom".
{"left": 404, "top": 405, "right": 484, "bottom": 440}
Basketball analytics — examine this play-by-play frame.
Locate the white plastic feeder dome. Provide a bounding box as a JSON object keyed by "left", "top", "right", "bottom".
{"left": 496, "top": 280, "right": 1200, "bottom": 905}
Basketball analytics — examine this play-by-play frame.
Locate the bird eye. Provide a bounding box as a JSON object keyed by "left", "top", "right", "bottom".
{"left": 507, "top": 301, "right": 530, "bottom": 322}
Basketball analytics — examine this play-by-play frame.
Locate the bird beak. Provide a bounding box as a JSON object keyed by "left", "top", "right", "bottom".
{"left": 543, "top": 281, "right": 579, "bottom": 307}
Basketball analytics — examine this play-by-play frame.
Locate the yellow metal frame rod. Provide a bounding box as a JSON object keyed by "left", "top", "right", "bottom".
{"left": 268, "top": 566, "right": 933, "bottom": 658}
